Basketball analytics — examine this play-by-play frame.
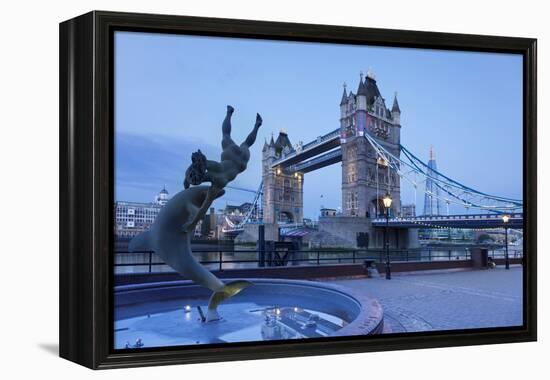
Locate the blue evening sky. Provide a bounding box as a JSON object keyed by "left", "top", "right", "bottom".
{"left": 114, "top": 31, "right": 523, "bottom": 219}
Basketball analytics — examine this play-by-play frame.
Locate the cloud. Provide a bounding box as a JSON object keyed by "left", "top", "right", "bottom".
{"left": 114, "top": 132, "right": 260, "bottom": 209}
{"left": 115, "top": 132, "right": 219, "bottom": 201}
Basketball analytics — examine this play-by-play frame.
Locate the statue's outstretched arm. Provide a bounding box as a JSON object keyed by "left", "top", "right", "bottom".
{"left": 242, "top": 113, "right": 262, "bottom": 148}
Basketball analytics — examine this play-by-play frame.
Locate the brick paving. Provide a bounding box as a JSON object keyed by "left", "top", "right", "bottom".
{"left": 332, "top": 266, "right": 523, "bottom": 333}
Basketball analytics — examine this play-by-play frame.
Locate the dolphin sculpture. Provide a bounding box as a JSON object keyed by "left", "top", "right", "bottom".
{"left": 129, "top": 106, "right": 262, "bottom": 322}
{"left": 128, "top": 186, "right": 251, "bottom": 321}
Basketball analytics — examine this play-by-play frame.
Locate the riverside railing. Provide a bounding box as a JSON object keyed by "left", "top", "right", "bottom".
{"left": 113, "top": 248, "right": 523, "bottom": 274}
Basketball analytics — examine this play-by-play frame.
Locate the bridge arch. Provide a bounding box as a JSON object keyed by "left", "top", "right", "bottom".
{"left": 278, "top": 210, "right": 295, "bottom": 224}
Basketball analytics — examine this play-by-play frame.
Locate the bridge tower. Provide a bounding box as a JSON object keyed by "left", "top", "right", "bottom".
{"left": 423, "top": 146, "right": 442, "bottom": 216}
{"left": 340, "top": 71, "right": 402, "bottom": 218}
{"left": 262, "top": 131, "right": 304, "bottom": 224}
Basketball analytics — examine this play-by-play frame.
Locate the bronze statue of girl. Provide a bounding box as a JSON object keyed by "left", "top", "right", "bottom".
{"left": 182, "top": 105, "right": 262, "bottom": 231}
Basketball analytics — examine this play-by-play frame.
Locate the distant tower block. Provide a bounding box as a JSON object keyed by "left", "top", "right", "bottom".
{"left": 262, "top": 131, "right": 304, "bottom": 224}
{"left": 423, "top": 146, "right": 442, "bottom": 216}
{"left": 340, "top": 72, "right": 402, "bottom": 218}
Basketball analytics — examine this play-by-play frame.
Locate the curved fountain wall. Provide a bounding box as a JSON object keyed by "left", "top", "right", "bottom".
{"left": 115, "top": 278, "right": 384, "bottom": 336}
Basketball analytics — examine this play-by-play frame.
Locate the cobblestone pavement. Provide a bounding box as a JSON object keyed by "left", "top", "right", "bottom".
{"left": 332, "top": 266, "right": 523, "bottom": 333}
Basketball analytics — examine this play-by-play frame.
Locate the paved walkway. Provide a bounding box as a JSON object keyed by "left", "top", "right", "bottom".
{"left": 332, "top": 266, "right": 523, "bottom": 333}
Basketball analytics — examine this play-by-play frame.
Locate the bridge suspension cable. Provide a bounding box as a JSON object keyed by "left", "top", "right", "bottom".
{"left": 226, "top": 185, "right": 260, "bottom": 193}
{"left": 361, "top": 131, "right": 522, "bottom": 213}
{"left": 224, "top": 127, "right": 521, "bottom": 232}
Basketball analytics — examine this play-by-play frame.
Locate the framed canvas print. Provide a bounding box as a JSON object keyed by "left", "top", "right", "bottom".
{"left": 59, "top": 11, "right": 537, "bottom": 369}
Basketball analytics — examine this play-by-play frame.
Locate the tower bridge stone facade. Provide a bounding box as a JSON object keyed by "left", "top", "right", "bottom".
{"left": 339, "top": 71, "right": 402, "bottom": 219}
{"left": 262, "top": 72, "right": 418, "bottom": 248}
{"left": 262, "top": 131, "right": 304, "bottom": 224}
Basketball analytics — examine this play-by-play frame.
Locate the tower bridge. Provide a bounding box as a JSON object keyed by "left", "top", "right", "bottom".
{"left": 227, "top": 71, "right": 523, "bottom": 248}
{"left": 261, "top": 71, "right": 405, "bottom": 229}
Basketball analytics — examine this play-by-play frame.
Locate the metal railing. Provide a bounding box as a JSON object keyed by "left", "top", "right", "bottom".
{"left": 114, "top": 248, "right": 523, "bottom": 274}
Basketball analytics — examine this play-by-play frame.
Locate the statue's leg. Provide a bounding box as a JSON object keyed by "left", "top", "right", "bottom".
{"left": 243, "top": 113, "right": 262, "bottom": 148}
{"left": 222, "top": 105, "right": 235, "bottom": 150}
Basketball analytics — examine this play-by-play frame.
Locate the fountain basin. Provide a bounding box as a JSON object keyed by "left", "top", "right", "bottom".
{"left": 114, "top": 278, "right": 383, "bottom": 349}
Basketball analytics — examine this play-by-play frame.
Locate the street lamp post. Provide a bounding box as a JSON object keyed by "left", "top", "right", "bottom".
{"left": 502, "top": 215, "right": 510, "bottom": 270}
{"left": 382, "top": 193, "right": 393, "bottom": 280}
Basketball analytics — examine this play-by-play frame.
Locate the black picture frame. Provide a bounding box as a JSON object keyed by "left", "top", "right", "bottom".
{"left": 59, "top": 10, "right": 537, "bottom": 369}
